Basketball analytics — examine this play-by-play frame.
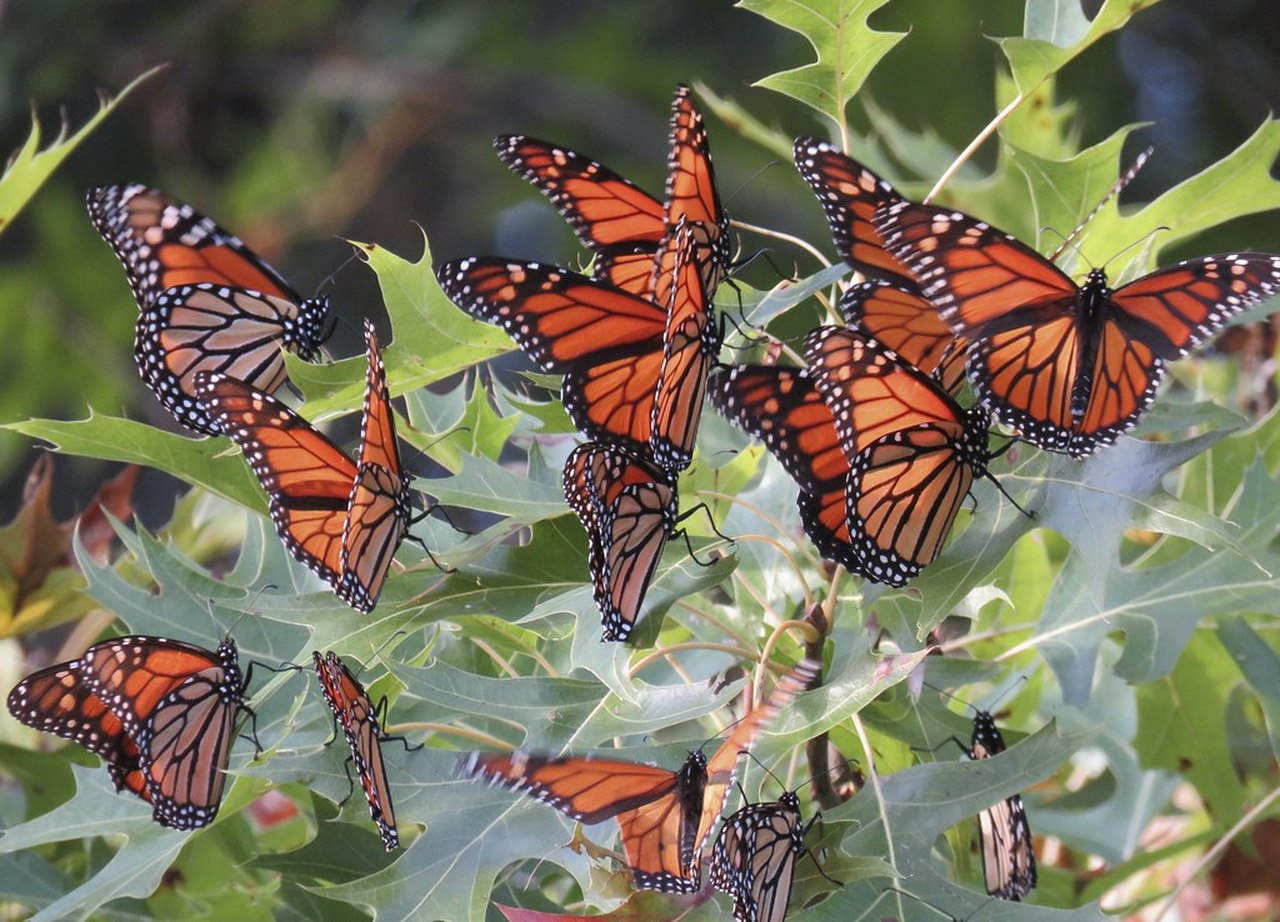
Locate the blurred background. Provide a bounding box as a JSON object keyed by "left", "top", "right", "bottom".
{"left": 1, "top": 0, "right": 1278, "bottom": 528}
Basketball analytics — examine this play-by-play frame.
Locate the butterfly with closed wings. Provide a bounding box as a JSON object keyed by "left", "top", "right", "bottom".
{"left": 313, "top": 651, "right": 420, "bottom": 850}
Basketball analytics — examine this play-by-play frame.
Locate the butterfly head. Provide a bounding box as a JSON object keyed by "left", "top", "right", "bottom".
{"left": 292, "top": 295, "right": 332, "bottom": 358}
{"left": 1082, "top": 266, "right": 1111, "bottom": 294}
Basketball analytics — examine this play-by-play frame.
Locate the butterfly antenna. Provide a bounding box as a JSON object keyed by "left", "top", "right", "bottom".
{"left": 313, "top": 246, "right": 363, "bottom": 301}
{"left": 1047, "top": 145, "right": 1154, "bottom": 264}
{"left": 1102, "top": 223, "right": 1172, "bottom": 278}
{"left": 209, "top": 586, "right": 274, "bottom": 644}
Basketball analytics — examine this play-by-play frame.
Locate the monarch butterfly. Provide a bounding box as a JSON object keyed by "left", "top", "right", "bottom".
{"left": 707, "top": 363, "right": 863, "bottom": 575}
{"left": 439, "top": 217, "right": 716, "bottom": 471}
{"left": 563, "top": 441, "right": 677, "bottom": 642}
{"left": 496, "top": 85, "right": 731, "bottom": 301}
{"left": 967, "top": 711, "right": 1037, "bottom": 900}
{"left": 313, "top": 651, "right": 417, "bottom": 850}
{"left": 86, "top": 184, "right": 330, "bottom": 436}
{"left": 8, "top": 635, "right": 250, "bottom": 829}
{"left": 873, "top": 198, "right": 1280, "bottom": 456}
{"left": 459, "top": 657, "right": 820, "bottom": 893}
{"left": 805, "top": 326, "right": 1003, "bottom": 585}
{"left": 793, "top": 140, "right": 966, "bottom": 391}
{"left": 710, "top": 791, "right": 815, "bottom": 922}
{"left": 195, "top": 319, "right": 414, "bottom": 612}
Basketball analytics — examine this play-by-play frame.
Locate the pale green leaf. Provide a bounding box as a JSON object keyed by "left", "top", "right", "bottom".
{"left": 999, "top": 0, "right": 1164, "bottom": 96}
{"left": 0, "top": 66, "right": 165, "bottom": 232}
{"left": 738, "top": 0, "right": 906, "bottom": 128}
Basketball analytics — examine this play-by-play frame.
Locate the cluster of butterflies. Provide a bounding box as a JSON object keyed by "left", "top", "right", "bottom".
{"left": 457, "top": 658, "right": 1035, "bottom": 915}
{"left": 8, "top": 81, "right": 1280, "bottom": 920}
{"left": 5, "top": 628, "right": 1031, "bottom": 918}
{"left": 437, "top": 86, "right": 1280, "bottom": 641}
{"left": 5, "top": 635, "right": 410, "bottom": 850}
{"left": 85, "top": 183, "right": 422, "bottom": 613}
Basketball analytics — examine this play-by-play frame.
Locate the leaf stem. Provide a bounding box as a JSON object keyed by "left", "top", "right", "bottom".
{"left": 1151, "top": 782, "right": 1280, "bottom": 922}
{"left": 627, "top": 641, "right": 758, "bottom": 678}
{"left": 851, "top": 711, "right": 897, "bottom": 876}
{"left": 924, "top": 90, "right": 1025, "bottom": 204}
{"left": 731, "top": 218, "right": 832, "bottom": 268}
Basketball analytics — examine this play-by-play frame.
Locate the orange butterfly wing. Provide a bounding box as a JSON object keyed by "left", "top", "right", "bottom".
{"left": 563, "top": 442, "right": 677, "bottom": 642}
{"left": 839, "top": 281, "right": 968, "bottom": 394}
{"left": 460, "top": 751, "right": 681, "bottom": 824}
{"left": 795, "top": 142, "right": 969, "bottom": 393}
{"left": 793, "top": 139, "right": 920, "bottom": 291}
{"left": 494, "top": 134, "right": 665, "bottom": 295}
{"left": 340, "top": 321, "right": 412, "bottom": 612}
{"left": 196, "top": 372, "right": 356, "bottom": 591}
{"left": 649, "top": 218, "right": 720, "bottom": 470}
{"left": 6, "top": 663, "right": 149, "bottom": 798}
{"left": 87, "top": 184, "right": 304, "bottom": 303}
{"left": 314, "top": 651, "right": 401, "bottom": 849}
{"left": 439, "top": 257, "right": 668, "bottom": 453}
{"left": 805, "top": 326, "right": 990, "bottom": 584}
{"left": 708, "top": 364, "right": 862, "bottom": 573}
{"left": 661, "top": 85, "right": 731, "bottom": 298}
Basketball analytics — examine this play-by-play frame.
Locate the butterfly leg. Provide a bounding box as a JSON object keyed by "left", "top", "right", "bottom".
{"left": 337, "top": 753, "right": 356, "bottom": 806}
{"left": 798, "top": 813, "right": 843, "bottom": 887}
{"left": 412, "top": 500, "right": 469, "bottom": 536}
{"left": 671, "top": 501, "right": 734, "bottom": 567}
{"left": 374, "top": 695, "right": 423, "bottom": 752}
{"left": 405, "top": 531, "right": 457, "bottom": 575}
{"left": 238, "top": 702, "right": 264, "bottom": 759}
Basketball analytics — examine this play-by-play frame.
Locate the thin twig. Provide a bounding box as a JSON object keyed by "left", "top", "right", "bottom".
{"left": 924, "top": 91, "right": 1025, "bottom": 204}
